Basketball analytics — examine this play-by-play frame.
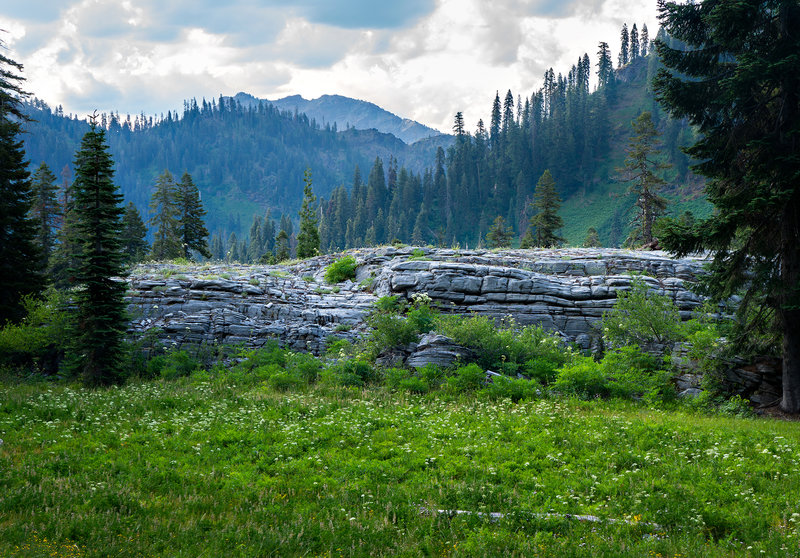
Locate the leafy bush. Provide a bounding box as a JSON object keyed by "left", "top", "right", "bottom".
{"left": 362, "top": 294, "right": 439, "bottom": 358}
{"left": 147, "top": 350, "right": 201, "bottom": 380}
{"left": 524, "top": 357, "right": 561, "bottom": 385}
{"left": 600, "top": 277, "right": 684, "bottom": 347}
{"left": 268, "top": 371, "right": 305, "bottom": 392}
{"left": 232, "top": 342, "right": 288, "bottom": 373}
{"left": 445, "top": 363, "right": 486, "bottom": 394}
{"left": 601, "top": 346, "right": 673, "bottom": 403}
{"left": 406, "top": 293, "right": 437, "bottom": 334}
{"left": 480, "top": 375, "right": 540, "bottom": 402}
{"left": 286, "top": 352, "right": 322, "bottom": 384}
{"left": 418, "top": 363, "right": 445, "bottom": 389}
{"left": 552, "top": 356, "right": 608, "bottom": 399}
{"left": 400, "top": 376, "right": 429, "bottom": 394}
{"left": 437, "top": 315, "right": 569, "bottom": 374}
{"left": 324, "top": 255, "right": 357, "bottom": 284}
{"left": 408, "top": 248, "right": 429, "bottom": 261}
{"left": 324, "top": 359, "right": 380, "bottom": 387}
{"left": 0, "top": 289, "right": 69, "bottom": 374}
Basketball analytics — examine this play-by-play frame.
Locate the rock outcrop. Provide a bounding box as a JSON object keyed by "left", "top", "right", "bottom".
{"left": 126, "top": 247, "right": 706, "bottom": 354}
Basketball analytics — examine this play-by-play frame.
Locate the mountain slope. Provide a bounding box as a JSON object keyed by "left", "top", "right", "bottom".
{"left": 232, "top": 92, "right": 443, "bottom": 145}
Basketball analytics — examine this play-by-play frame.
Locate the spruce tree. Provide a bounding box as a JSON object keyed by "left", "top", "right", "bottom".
{"left": 29, "top": 162, "right": 61, "bottom": 269}
{"left": 486, "top": 216, "right": 512, "bottom": 248}
{"left": 520, "top": 169, "right": 564, "bottom": 248}
{"left": 120, "top": 202, "right": 149, "bottom": 265}
{"left": 630, "top": 24, "right": 640, "bottom": 61}
{"left": 65, "top": 118, "right": 127, "bottom": 386}
{"left": 655, "top": 0, "right": 800, "bottom": 412}
{"left": 583, "top": 227, "right": 601, "bottom": 248}
{"left": 0, "top": 45, "right": 44, "bottom": 322}
{"left": 641, "top": 24, "right": 649, "bottom": 57}
{"left": 596, "top": 42, "right": 614, "bottom": 87}
{"left": 274, "top": 229, "right": 290, "bottom": 262}
{"left": 149, "top": 170, "right": 181, "bottom": 260}
{"left": 176, "top": 172, "right": 210, "bottom": 259}
{"left": 296, "top": 168, "right": 320, "bottom": 259}
{"left": 617, "top": 112, "right": 669, "bottom": 247}
{"left": 619, "top": 24, "right": 629, "bottom": 67}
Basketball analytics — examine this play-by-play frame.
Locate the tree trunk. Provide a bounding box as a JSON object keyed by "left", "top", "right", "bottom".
{"left": 782, "top": 312, "right": 800, "bottom": 413}
{"left": 780, "top": 197, "right": 800, "bottom": 413}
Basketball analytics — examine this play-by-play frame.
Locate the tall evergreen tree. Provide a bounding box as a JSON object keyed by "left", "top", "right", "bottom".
{"left": 296, "top": 167, "right": 320, "bottom": 259}
{"left": 618, "top": 112, "right": 669, "bottom": 247}
{"left": 149, "top": 170, "right": 181, "bottom": 260}
{"left": 274, "top": 229, "right": 290, "bottom": 262}
{"left": 65, "top": 118, "right": 127, "bottom": 386}
{"left": 596, "top": 42, "right": 614, "bottom": 87}
{"left": 29, "top": 162, "right": 61, "bottom": 268}
{"left": 619, "top": 23, "right": 629, "bottom": 67}
{"left": 486, "top": 216, "right": 513, "bottom": 248}
{"left": 176, "top": 171, "right": 210, "bottom": 259}
{"left": 630, "top": 24, "right": 640, "bottom": 61}
{"left": 0, "top": 44, "right": 44, "bottom": 322}
{"left": 640, "top": 24, "right": 649, "bottom": 57}
{"left": 655, "top": 0, "right": 800, "bottom": 412}
{"left": 120, "top": 202, "right": 149, "bottom": 265}
{"left": 583, "top": 227, "right": 601, "bottom": 248}
{"left": 520, "top": 169, "right": 564, "bottom": 248}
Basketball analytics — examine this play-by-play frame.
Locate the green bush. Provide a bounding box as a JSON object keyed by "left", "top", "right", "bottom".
{"left": 268, "top": 371, "right": 305, "bottom": 392}
{"left": 148, "top": 350, "right": 201, "bottom": 381}
{"left": 552, "top": 356, "right": 608, "bottom": 399}
{"left": 600, "top": 277, "right": 684, "bottom": 347}
{"left": 385, "top": 367, "right": 413, "bottom": 390}
{"left": 445, "top": 363, "right": 486, "bottom": 394}
{"left": 407, "top": 293, "right": 437, "bottom": 334}
{"left": 437, "top": 315, "right": 569, "bottom": 374}
{"left": 601, "top": 346, "right": 673, "bottom": 402}
{"left": 362, "top": 294, "right": 439, "bottom": 358}
{"left": 324, "top": 255, "right": 358, "bottom": 284}
{"left": 286, "top": 352, "right": 322, "bottom": 384}
{"left": 0, "top": 289, "right": 69, "bottom": 374}
{"left": 480, "top": 375, "right": 540, "bottom": 402}
{"left": 400, "top": 376, "right": 429, "bottom": 394}
{"left": 418, "top": 363, "right": 445, "bottom": 389}
{"left": 524, "top": 357, "right": 561, "bottom": 385}
{"left": 233, "top": 342, "right": 288, "bottom": 373}
{"left": 324, "top": 359, "right": 380, "bottom": 387}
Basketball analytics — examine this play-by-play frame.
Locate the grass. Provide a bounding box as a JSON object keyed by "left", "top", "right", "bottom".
{"left": 1, "top": 375, "right": 799, "bottom": 557}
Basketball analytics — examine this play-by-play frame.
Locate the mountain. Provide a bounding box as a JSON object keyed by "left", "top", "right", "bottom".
{"left": 231, "top": 92, "right": 443, "bottom": 145}
{"left": 21, "top": 98, "right": 452, "bottom": 238}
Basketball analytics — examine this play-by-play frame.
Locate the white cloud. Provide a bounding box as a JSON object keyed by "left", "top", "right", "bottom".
{"left": 5, "top": 0, "right": 659, "bottom": 132}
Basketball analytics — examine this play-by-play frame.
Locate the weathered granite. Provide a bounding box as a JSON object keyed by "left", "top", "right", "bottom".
{"left": 126, "top": 247, "right": 708, "bottom": 354}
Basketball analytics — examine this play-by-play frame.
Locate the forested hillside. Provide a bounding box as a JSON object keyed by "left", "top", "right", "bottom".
{"left": 21, "top": 27, "right": 707, "bottom": 250}
{"left": 21, "top": 98, "right": 451, "bottom": 236}
{"left": 317, "top": 34, "right": 712, "bottom": 251}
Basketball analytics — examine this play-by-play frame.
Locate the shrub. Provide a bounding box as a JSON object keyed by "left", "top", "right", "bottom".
{"left": 400, "top": 376, "right": 429, "bottom": 394}
{"left": 324, "top": 359, "right": 381, "bottom": 387}
{"left": 524, "top": 357, "right": 561, "bottom": 385}
{"left": 325, "top": 255, "right": 358, "bottom": 284}
{"left": 362, "top": 294, "right": 438, "bottom": 358}
{"left": 601, "top": 346, "right": 673, "bottom": 402}
{"left": 600, "top": 277, "right": 684, "bottom": 347}
{"left": 233, "top": 342, "right": 287, "bottom": 373}
{"left": 385, "top": 367, "right": 413, "bottom": 390}
{"left": 408, "top": 248, "right": 429, "bottom": 261}
{"left": 552, "top": 356, "right": 608, "bottom": 399}
{"left": 437, "top": 315, "right": 569, "bottom": 374}
{"left": 407, "top": 293, "right": 437, "bottom": 334}
{"left": 0, "top": 289, "right": 69, "bottom": 375}
{"left": 286, "top": 352, "right": 322, "bottom": 384}
{"left": 480, "top": 375, "right": 540, "bottom": 402}
{"left": 445, "top": 363, "right": 486, "bottom": 394}
{"left": 268, "top": 371, "right": 305, "bottom": 392}
{"left": 418, "top": 363, "right": 445, "bottom": 389}
{"left": 149, "top": 350, "right": 201, "bottom": 380}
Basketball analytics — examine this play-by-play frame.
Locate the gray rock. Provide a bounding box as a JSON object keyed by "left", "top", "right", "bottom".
{"left": 406, "top": 334, "right": 476, "bottom": 369}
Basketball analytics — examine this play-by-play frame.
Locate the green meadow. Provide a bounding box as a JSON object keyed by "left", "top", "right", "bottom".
{"left": 2, "top": 372, "right": 799, "bottom": 557}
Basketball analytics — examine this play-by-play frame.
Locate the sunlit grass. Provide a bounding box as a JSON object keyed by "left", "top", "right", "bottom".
{"left": 1, "top": 376, "right": 798, "bottom": 557}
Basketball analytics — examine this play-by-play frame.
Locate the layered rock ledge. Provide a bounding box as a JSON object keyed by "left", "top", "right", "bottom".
{"left": 126, "top": 247, "right": 707, "bottom": 354}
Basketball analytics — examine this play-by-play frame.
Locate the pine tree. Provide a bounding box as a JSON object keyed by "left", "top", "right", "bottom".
{"left": 618, "top": 112, "right": 669, "bottom": 247}
{"left": 176, "top": 172, "right": 210, "bottom": 259}
{"left": 149, "top": 170, "right": 181, "bottom": 260}
{"left": 296, "top": 168, "right": 320, "bottom": 259}
{"left": 121, "top": 202, "right": 149, "bottom": 265}
{"left": 641, "top": 24, "right": 649, "bottom": 57}
{"left": 29, "top": 162, "right": 61, "bottom": 268}
{"left": 65, "top": 118, "right": 127, "bottom": 386}
{"left": 486, "top": 216, "right": 512, "bottom": 248}
{"left": 596, "top": 42, "right": 614, "bottom": 88}
{"left": 655, "top": 0, "right": 800, "bottom": 412}
{"left": 274, "top": 229, "right": 290, "bottom": 262}
{"left": 630, "top": 24, "right": 640, "bottom": 61}
{"left": 520, "top": 170, "right": 564, "bottom": 248}
{"left": 0, "top": 45, "right": 44, "bottom": 322}
{"left": 583, "top": 227, "right": 601, "bottom": 248}
{"left": 619, "top": 24, "right": 629, "bottom": 67}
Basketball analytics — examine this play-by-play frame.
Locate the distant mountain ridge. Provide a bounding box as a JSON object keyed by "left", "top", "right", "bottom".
{"left": 231, "top": 92, "right": 443, "bottom": 145}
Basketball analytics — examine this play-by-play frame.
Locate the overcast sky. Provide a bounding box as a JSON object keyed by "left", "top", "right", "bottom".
{"left": 2, "top": 0, "right": 659, "bottom": 133}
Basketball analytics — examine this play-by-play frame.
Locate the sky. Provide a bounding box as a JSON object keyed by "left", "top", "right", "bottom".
{"left": 1, "top": 0, "right": 659, "bottom": 134}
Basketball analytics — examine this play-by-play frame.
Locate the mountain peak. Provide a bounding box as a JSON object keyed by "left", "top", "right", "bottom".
{"left": 231, "top": 92, "right": 443, "bottom": 144}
